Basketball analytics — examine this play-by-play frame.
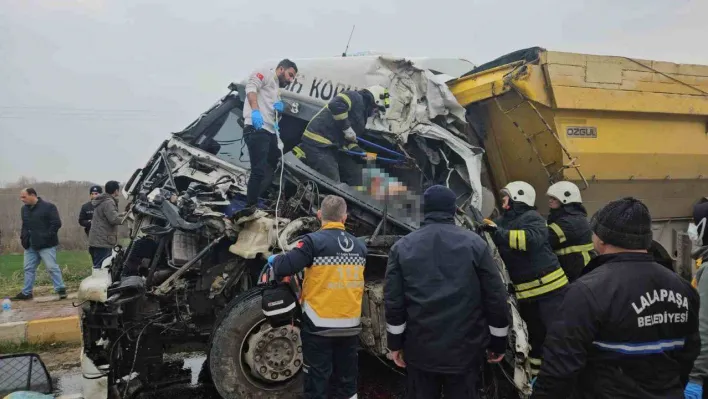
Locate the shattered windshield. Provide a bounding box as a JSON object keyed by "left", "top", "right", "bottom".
{"left": 192, "top": 108, "right": 250, "bottom": 171}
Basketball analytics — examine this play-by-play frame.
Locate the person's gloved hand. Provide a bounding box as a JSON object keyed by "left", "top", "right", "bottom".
{"left": 480, "top": 218, "right": 498, "bottom": 232}
{"left": 267, "top": 254, "right": 279, "bottom": 264}
{"left": 685, "top": 382, "right": 702, "bottom": 399}
{"left": 364, "top": 152, "right": 377, "bottom": 161}
{"left": 251, "top": 110, "right": 264, "bottom": 129}
{"left": 273, "top": 101, "right": 284, "bottom": 113}
{"left": 343, "top": 127, "right": 357, "bottom": 142}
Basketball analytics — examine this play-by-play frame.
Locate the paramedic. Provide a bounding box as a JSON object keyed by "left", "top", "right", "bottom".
{"left": 480, "top": 181, "right": 567, "bottom": 379}
{"left": 270, "top": 195, "right": 367, "bottom": 399}
{"left": 295, "top": 86, "right": 390, "bottom": 186}
{"left": 385, "top": 185, "right": 509, "bottom": 398}
{"left": 242, "top": 59, "right": 298, "bottom": 215}
{"left": 546, "top": 181, "right": 596, "bottom": 282}
{"left": 532, "top": 197, "right": 699, "bottom": 399}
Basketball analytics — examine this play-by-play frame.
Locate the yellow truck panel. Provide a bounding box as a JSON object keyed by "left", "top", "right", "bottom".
{"left": 449, "top": 47, "right": 708, "bottom": 225}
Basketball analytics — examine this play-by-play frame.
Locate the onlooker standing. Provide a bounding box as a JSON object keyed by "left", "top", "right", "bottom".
{"left": 88, "top": 181, "right": 125, "bottom": 269}
{"left": 79, "top": 185, "right": 102, "bottom": 236}
{"left": 80, "top": 185, "right": 103, "bottom": 266}
{"left": 16, "top": 188, "right": 67, "bottom": 300}
{"left": 385, "top": 185, "right": 510, "bottom": 398}
{"left": 532, "top": 197, "right": 700, "bottom": 399}
{"left": 686, "top": 258, "right": 708, "bottom": 399}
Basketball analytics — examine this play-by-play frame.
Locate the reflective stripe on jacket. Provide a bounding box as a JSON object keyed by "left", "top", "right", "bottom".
{"left": 272, "top": 222, "right": 367, "bottom": 334}
{"left": 491, "top": 203, "right": 566, "bottom": 301}
{"left": 301, "top": 90, "right": 367, "bottom": 152}
{"left": 547, "top": 203, "right": 597, "bottom": 283}
{"left": 533, "top": 253, "right": 700, "bottom": 399}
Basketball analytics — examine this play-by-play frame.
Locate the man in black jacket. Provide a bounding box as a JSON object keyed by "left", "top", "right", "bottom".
{"left": 16, "top": 188, "right": 67, "bottom": 300}
{"left": 296, "top": 85, "right": 390, "bottom": 186}
{"left": 532, "top": 197, "right": 700, "bottom": 399}
{"left": 545, "top": 181, "right": 596, "bottom": 282}
{"left": 78, "top": 185, "right": 102, "bottom": 236}
{"left": 385, "top": 185, "right": 510, "bottom": 398}
{"left": 480, "top": 181, "right": 568, "bottom": 379}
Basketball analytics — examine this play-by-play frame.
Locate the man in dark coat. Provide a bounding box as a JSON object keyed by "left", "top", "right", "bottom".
{"left": 385, "top": 185, "right": 510, "bottom": 398}
{"left": 78, "top": 185, "right": 102, "bottom": 236}
{"left": 16, "top": 188, "right": 66, "bottom": 300}
{"left": 532, "top": 197, "right": 700, "bottom": 399}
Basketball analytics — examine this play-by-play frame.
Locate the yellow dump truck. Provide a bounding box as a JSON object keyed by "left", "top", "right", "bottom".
{"left": 447, "top": 46, "right": 708, "bottom": 278}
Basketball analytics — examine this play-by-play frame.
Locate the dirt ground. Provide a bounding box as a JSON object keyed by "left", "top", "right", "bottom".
{"left": 2, "top": 293, "right": 79, "bottom": 323}
{"left": 39, "top": 344, "right": 82, "bottom": 372}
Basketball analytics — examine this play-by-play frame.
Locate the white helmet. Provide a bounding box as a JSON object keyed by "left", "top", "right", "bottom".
{"left": 501, "top": 181, "right": 536, "bottom": 207}
{"left": 546, "top": 181, "right": 582, "bottom": 204}
{"left": 365, "top": 85, "right": 391, "bottom": 113}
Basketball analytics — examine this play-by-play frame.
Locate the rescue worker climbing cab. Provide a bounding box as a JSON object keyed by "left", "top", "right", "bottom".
{"left": 296, "top": 85, "right": 391, "bottom": 186}
{"left": 481, "top": 181, "right": 568, "bottom": 379}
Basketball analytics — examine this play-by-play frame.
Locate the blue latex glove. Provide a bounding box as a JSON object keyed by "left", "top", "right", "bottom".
{"left": 273, "top": 100, "right": 284, "bottom": 113}
{"left": 685, "top": 382, "right": 702, "bottom": 399}
{"left": 267, "top": 254, "right": 278, "bottom": 264}
{"left": 251, "top": 110, "right": 264, "bottom": 129}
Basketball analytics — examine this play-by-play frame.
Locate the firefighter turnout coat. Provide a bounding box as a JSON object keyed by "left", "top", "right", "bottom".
{"left": 300, "top": 90, "right": 368, "bottom": 153}
{"left": 532, "top": 253, "right": 700, "bottom": 399}
{"left": 272, "top": 222, "right": 367, "bottom": 335}
{"left": 547, "top": 203, "right": 597, "bottom": 282}
{"left": 491, "top": 204, "right": 568, "bottom": 300}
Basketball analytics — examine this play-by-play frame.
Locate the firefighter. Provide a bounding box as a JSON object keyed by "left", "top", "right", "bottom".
{"left": 385, "top": 185, "right": 510, "bottom": 398}
{"left": 294, "top": 85, "right": 390, "bottom": 186}
{"left": 532, "top": 197, "right": 700, "bottom": 399}
{"left": 242, "top": 59, "right": 298, "bottom": 215}
{"left": 480, "top": 181, "right": 568, "bottom": 379}
{"left": 545, "top": 181, "right": 596, "bottom": 282}
{"left": 270, "top": 195, "right": 367, "bottom": 399}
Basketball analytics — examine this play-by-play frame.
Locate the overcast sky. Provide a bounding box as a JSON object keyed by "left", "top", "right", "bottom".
{"left": 1, "top": 0, "right": 706, "bottom": 186}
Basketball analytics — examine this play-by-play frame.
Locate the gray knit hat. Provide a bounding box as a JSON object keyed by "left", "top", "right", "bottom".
{"left": 590, "top": 196, "right": 653, "bottom": 250}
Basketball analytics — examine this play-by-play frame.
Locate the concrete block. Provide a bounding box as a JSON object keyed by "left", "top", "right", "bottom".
{"left": 0, "top": 321, "right": 28, "bottom": 344}
{"left": 26, "top": 316, "right": 81, "bottom": 344}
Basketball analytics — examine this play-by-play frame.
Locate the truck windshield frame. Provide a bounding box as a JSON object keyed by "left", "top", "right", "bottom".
{"left": 190, "top": 106, "right": 251, "bottom": 171}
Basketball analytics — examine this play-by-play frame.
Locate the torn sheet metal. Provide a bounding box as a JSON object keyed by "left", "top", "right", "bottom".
{"left": 245, "top": 55, "right": 486, "bottom": 211}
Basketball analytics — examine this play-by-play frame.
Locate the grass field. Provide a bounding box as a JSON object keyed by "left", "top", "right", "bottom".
{"left": 0, "top": 250, "right": 93, "bottom": 297}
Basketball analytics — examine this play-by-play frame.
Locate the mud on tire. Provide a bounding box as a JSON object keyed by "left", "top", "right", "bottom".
{"left": 209, "top": 291, "right": 304, "bottom": 399}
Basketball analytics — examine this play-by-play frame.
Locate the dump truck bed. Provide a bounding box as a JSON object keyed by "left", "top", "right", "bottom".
{"left": 449, "top": 47, "right": 708, "bottom": 221}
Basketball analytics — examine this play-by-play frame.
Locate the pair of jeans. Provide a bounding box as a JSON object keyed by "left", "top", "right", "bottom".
{"left": 89, "top": 247, "right": 112, "bottom": 269}
{"left": 23, "top": 246, "right": 66, "bottom": 295}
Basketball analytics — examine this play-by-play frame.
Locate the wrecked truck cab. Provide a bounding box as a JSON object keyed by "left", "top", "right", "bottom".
{"left": 78, "top": 55, "right": 532, "bottom": 399}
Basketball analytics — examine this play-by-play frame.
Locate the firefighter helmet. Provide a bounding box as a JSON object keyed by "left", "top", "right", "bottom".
{"left": 501, "top": 181, "right": 536, "bottom": 207}
{"left": 547, "top": 181, "right": 582, "bottom": 204}
{"left": 365, "top": 85, "right": 391, "bottom": 113}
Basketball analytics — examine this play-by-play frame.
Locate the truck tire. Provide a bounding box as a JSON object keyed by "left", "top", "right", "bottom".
{"left": 209, "top": 290, "right": 303, "bottom": 399}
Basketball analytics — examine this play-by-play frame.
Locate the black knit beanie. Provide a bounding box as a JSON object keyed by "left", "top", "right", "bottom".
{"left": 423, "top": 185, "right": 457, "bottom": 215}
{"left": 590, "top": 196, "right": 652, "bottom": 250}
